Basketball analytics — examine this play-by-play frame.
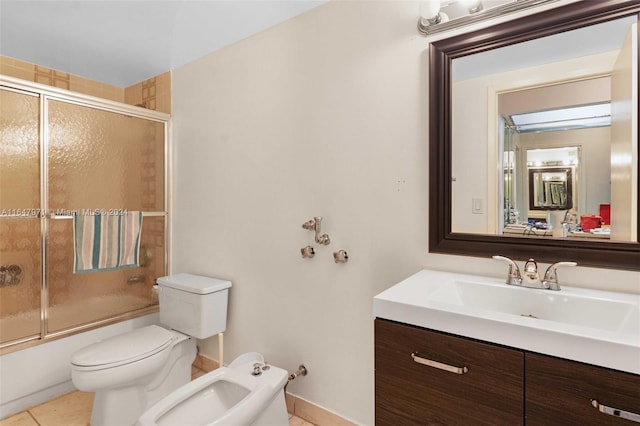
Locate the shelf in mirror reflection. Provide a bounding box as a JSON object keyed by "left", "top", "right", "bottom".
{"left": 502, "top": 225, "right": 611, "bottom": 240}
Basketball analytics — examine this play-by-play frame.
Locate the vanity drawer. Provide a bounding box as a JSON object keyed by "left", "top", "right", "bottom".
{"left": 375, "top": 319, "right": 524, "bottom": 425}
{"left": 526, "top": 352, "right": 640, "bottom": 425}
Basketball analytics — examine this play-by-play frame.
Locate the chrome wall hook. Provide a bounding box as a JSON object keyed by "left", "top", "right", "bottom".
{"left": 333, "top": 250, "right": 348, "bottom": 263}
{"left": 300, "top": 245, "right": 315, "bottom": 259}
{"left": 302, "top": 216, "right": 331, "bottom": 246}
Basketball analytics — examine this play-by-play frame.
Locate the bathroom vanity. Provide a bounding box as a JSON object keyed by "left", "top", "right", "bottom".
{"left": 373, "top": 270, "right": 640, "bottom": 425}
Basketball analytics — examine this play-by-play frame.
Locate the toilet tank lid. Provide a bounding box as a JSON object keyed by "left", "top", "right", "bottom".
{"left": 157, "top": 273, "right": 232, "bottom": 294}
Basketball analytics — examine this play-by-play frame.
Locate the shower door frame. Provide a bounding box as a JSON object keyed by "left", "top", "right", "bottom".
{"left": 0, "top": 75, "right": 171, "bottom": 354}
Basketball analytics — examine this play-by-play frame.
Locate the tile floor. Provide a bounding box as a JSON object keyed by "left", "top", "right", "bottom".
{"left": 0, "top": 366, "right": 315, "bottom": 426}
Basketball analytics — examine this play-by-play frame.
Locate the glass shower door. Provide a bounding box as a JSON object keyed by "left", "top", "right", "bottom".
{"left": 46, "top": 99, "right": 166, "bottom": 333}
{"left": 0, "top": 87, "right": 42, "bottom": 345}
{"left": 1, "top": 79, "right": 168, "bottom": 350}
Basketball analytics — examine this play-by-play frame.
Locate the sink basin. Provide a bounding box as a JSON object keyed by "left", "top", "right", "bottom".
{"left": 429, "top": 279, "right": 639, "bottom": 334}
{"left": 374, "top": 269, "right": 640, "bottom": 374}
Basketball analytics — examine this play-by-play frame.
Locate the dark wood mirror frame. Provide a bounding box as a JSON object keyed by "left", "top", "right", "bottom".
{"left": 528, "top": 167, "right": 573, "bottom": 211}
{"left": 428, "top": 0, "right": 640, "bottom": 270}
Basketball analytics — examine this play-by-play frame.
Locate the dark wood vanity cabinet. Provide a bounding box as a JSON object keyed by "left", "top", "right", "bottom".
{"left": 375, "top": 319, "right": 640, "bottom": 425}
{"left": 375, "top": 319, "right": 524, "bottom": 425}
{"left": 526, "top": 352, "right": 640, "bottom": 425}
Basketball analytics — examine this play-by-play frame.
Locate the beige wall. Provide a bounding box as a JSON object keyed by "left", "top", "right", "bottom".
{"left": 0, "top": 55, "right": 171, "bottom": 113}
{"left": 172, "top": 2, "right": 427, "bottom": 423}
{"left": 1, "top": 56, "right": 123, "bottom": 102}
{"left": 611, "top": 24, "right": 638, "bottom": 241}
{"left": 499, "top": 77, "right": 611, "bottom": 115}
{"left": 171, "top": 1, "right": 640, "bottom": 424}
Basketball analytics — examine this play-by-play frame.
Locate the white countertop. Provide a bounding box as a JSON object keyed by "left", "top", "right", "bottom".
{"left": 374, "top": 269, "right": 640, "bottom": 375}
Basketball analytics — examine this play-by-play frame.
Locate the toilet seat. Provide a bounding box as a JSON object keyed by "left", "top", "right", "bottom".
{"left": 71, "top": 325, "right": 174, "bottom": 371}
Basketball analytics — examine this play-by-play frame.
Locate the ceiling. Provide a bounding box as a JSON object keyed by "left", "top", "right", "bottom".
{"left": 0, "top": 0, "right": 327, "bottom": 88}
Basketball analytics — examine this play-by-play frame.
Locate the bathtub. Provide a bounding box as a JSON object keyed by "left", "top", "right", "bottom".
{"left": 0, "top": 305, "right": 159, "bottom": 419}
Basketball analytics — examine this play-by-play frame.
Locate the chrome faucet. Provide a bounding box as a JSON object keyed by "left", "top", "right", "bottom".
{"left": 542, "top": 261, "right": 578, "bottom": 290}
{"left": 492, "top": 256, "right": 577, "bottom": 291}
{"left": 492, "top": 255, "right": 522, "bottom": 286}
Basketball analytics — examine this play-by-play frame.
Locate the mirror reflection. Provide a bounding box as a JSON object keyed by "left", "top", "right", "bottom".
{"left": 528, "top": 167, "right": 572, "bottom": 211}
{"left": 451, "top": 15, "right": 638, "bottom": 243}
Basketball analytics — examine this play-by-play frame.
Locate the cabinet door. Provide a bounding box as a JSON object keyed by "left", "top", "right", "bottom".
{"left": 375, "top": 319, "right": 524, "bottom": 426}
{"left": 526, "top": 352, "right": 640, "bottom": 425}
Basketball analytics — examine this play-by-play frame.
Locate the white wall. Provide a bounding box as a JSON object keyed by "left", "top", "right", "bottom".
{"left": 171, "top": 2, "right": 640, "bottom": 424}
{"left": 611, "top": 23, "right": 639, "bottom": 241}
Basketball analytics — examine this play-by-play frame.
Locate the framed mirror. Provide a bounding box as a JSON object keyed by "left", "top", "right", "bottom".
{"left": 429, "top": 0, "right": 639, "bottom": 270}
{"left": 528, "top": 167, "right": 572, "bottom": 211}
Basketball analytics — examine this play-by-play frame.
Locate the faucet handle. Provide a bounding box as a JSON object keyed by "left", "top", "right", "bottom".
{"left": 523, "top": 258, "right": 540, "bottom": 283}
{"left": 542, "top": 261, "right": 577, "bottom": 291}
{"left": 492, "top": 255, "right": 522, "bottom": 286}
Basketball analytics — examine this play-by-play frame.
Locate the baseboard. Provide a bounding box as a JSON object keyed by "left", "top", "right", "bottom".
{"left": 285, "top": 393, "right": 357, "bottom": 426}
{"left": 194, "top": 354, "right": 356, "bottom": 425}
{"left": 192, "top": 352, "right": 221, "bottom": 372}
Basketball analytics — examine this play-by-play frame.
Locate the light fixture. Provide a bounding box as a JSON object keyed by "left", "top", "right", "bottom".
{"left": 418, "top": 1, "right": 449, "bottom": 31}
{"left": 462, "top": 0, "right": 484, "bottom": 14}
{"left": 418, "top": 0, "right": 558, "bottom": 36}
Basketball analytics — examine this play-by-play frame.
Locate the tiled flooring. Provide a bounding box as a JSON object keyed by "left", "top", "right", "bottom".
{"left": 0, "top": 366, "right": 315, "bottom": 426}
{"left": 0, "top": 391, "right": 93, "bottom": 426}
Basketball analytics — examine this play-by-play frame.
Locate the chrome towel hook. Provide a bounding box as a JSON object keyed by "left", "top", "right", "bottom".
{"left": 301, "top": 216, "right": 330, "bottom": 245}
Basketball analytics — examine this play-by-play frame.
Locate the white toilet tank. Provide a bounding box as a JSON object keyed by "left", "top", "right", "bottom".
{"left": 156, "top": 273, "right": 231, "bottom": 339}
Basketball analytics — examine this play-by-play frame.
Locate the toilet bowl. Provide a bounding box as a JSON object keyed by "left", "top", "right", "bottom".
{"left": 70, "top": 274, "right": 232, "bottom": 426}
{"left": 137, "top": 352, "right": 289, "bottom": 426}
{"left": 71, "top": 325, "right": 196, "bottom": 426}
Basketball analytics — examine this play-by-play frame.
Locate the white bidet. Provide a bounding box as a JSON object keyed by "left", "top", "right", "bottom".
{"left": 137, "top": 352, "right": 289, "bottom": 426}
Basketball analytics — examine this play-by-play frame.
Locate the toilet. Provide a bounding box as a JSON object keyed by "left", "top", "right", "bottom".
{"left": 70, "top": 273, "right": 231, "bottom": 426}
{"left": 137, "top": 352, "right": 289, "bottom": 426}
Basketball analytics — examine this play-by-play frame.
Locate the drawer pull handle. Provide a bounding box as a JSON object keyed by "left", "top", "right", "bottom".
{"left": 592, "top": 400, "right": 640, "bottom": 423}
{"left": 411, "top": 352, "right": 468, "bottom": 375}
